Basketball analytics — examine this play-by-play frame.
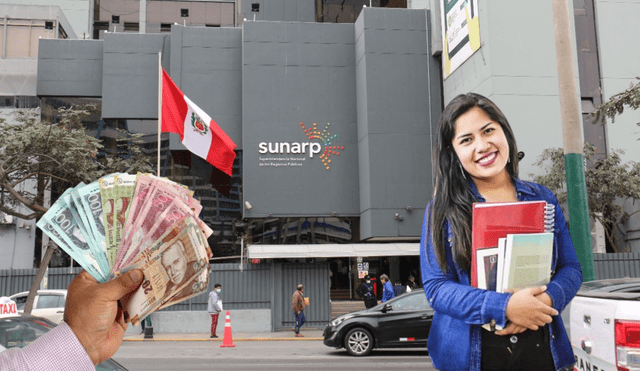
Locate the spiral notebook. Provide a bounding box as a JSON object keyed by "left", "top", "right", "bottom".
{"left": 470, "top": 200, "right": 555, "bottom": 288}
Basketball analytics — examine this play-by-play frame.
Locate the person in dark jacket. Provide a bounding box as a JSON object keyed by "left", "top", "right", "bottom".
{"left": 393, "top": 280, "right": 404, "bottom": 297}
{"left": 405, "top": 275, "right": 419, "bottom": 292}
{"left": 355, "top": 275, "right": 377, "bottom": 309}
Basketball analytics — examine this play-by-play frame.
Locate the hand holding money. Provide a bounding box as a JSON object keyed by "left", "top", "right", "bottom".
{"left": 38, "top": 173, "right": 212, "bottom": 324}
{"left": 64, "top": 269, "right": 143, "bottom": 365}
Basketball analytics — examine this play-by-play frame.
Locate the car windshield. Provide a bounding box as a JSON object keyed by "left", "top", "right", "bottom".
{"left": 388, "top": 293, "right": 431, "bottom": 311}
{"left": 0, "top": 316, "right": 128, "bottom": 371}
{"left": 0, "top": 317, "right": 53, "bottom": 349}
{"left": 370, "top": 292, "right": 432, "bottom": 312}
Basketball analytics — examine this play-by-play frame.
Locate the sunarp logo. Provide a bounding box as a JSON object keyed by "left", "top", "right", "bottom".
{"left": 258, "top": 122, "right": 346, "bottom": 170}
{"left": 299, "top": 122, "right": 344, "bottom": 170}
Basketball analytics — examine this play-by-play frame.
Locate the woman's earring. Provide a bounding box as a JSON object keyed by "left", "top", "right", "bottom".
{"left": 508, "top": 156, "right": 511, "bottom": 164}
{"left": 459, "top": 162, "right": 467, "bottom": 179}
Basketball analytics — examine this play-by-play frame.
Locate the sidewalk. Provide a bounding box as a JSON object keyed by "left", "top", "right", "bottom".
{"left": 123, "top": 328, "right": 324, "bottom": 342}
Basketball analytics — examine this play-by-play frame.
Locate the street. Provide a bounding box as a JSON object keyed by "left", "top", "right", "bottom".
{"left": 113, "top": 340, "right": 436, "bottom": 371}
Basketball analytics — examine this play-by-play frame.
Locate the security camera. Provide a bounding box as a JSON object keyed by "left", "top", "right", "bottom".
{"left": 244, "top": 201, "right": 253, "bottom": 210}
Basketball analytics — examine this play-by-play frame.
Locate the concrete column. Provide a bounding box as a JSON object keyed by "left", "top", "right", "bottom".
{"left": 140, "top": 0, "right": 146, "bottom": 33}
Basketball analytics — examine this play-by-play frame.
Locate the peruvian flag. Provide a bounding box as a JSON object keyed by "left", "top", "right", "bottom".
{"left": 161, "top": 69, "right": 237, "bottom": 181}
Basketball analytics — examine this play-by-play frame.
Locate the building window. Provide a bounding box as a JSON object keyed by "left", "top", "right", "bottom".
{"left": 319, "top": 0, "right": 407, "bottom": 23}
{"left": 124, "top": 22, "right": 139, "bottom": 32}
{"left": 1, "top": 96, "right": 41, "bottom": 109}
{"left": 161, "top": 23, "right": 172, "bottom": 32}
{"left": 111, "top": 15, "right": 120, "bottom": 24}
{"left": 180, "top": 8, "right": 189, "bottom": 17}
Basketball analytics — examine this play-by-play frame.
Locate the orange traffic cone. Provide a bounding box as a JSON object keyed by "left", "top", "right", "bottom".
{"left": 220, "top": 310, "right": 236, "bottom": 348}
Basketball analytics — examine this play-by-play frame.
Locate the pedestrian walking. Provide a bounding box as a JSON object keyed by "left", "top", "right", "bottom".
{"left": 355, "top": 275, "right": 377, "bottom": 309}
{"left": 421, "top": 93, "right": 582, "bottom": 371}
{"left": 292, "top": 284, "right": 306, "bottom": 337}
{"left": 379, "top": 274, "right": 395, "bottom": 303}
{"left": 208, "top": 283, "right": 222, "bottom": 338}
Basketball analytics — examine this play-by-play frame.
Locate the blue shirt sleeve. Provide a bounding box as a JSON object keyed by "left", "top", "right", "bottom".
{"left": 420, "top": 204, "right": 512, "bottom": 327}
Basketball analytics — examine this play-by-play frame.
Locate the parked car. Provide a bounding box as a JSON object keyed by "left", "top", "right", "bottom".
{"left": 323, "top": 290, "right": 433, "bottom": 356}
{"left": 569, "top": 277, "right": 640, "bottom": 371}
{"left": 0, "top": 313, "right": 129, "bottom": 371}
{"left": 9, "top": 290, "right": 67, "bottom": 324}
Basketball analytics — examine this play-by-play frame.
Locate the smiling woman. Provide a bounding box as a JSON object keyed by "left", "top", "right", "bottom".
{"left": 420, "top": 93, "right": 583, "bottom": 371}
{"left": 452, "top": 107, "right": 513, "bottom": 199}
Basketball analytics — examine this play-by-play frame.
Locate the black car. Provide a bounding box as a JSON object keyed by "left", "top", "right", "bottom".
{"left": 0, "top": 314, "right": 129, "bottom": 371}
{"left": 323, "top": 290, "right": 433, "bottom": 356}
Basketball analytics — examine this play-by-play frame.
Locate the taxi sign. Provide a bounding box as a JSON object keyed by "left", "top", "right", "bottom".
{"left": 0, "top": 296, "right": 18, "bottom": 317}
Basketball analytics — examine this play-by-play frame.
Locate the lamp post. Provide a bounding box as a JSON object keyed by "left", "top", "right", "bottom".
{"left": 551, "top": 0, "right": 595, "bottom": 281}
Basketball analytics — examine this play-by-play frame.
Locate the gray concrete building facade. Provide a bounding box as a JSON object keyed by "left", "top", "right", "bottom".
{"left": 37, "top": 7, "right": 440, "bottom": 243}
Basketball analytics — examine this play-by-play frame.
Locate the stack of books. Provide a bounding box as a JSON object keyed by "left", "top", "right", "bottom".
{"left": 470, "top": 201, "right": 555, "bottom": 331}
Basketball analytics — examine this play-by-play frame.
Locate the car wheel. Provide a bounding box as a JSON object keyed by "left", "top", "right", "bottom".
{"left": 344, "top": 327, "right": 373, "bottom": 356}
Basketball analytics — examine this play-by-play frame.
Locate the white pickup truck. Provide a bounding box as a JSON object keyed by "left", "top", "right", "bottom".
{"left": 570, "top": 278, "right": 640, "bottom": 371}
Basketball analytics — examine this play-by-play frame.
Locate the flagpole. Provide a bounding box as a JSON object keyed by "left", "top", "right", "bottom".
{"left": 157, "top": 50, "right": 162, "bottom": 177}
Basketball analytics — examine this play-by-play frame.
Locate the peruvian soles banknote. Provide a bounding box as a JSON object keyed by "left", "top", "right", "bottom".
{"left": 99, "top": 175, "right": 118, "bottom": 268}
{"left": 114, "top": 176, "right": 202, "bottom": 271}
{"left": 37, "top": 171, "right": 212, "bottom": 320}
{"left": 118, "top": 216, "right": 209, "bottom": 325}
{"left": 37, "top": 187, "right": 109, "bottom": 282}
{"left": 113, "top": 197, "right": 203, "bottom": 272}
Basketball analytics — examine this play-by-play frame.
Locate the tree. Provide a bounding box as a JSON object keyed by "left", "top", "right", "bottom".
{"left": 0, "top": 106, "right": 154, "bottom": 314}
{"left": 0, "top": 107, "right": 153, "bottom": 220}
{"left": 591, "top": 77, "right": 640, "bottom": 139}
{"left": 532, "top": 143, "right": 640, "bottom": 252}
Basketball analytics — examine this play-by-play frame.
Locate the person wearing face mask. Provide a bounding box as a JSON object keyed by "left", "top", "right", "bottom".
{"left": 207, "top": 284, "right": 223, "bottom": 338}
{"left": 356, "top": 275, "right": 377, "bottom": 309}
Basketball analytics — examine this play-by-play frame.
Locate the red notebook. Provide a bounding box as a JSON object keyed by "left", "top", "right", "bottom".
{"left": 470, "top": 201, "right": 555, "bottom": 287}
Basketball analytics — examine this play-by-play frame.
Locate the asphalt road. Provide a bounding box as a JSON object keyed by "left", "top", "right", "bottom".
{"left": 113, "top": 340, "right": 436, "bottom": 371}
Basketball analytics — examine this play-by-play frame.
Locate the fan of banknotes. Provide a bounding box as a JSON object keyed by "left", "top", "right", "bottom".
{"left": 37, "top": 173, "right": 213, "bottom": 325}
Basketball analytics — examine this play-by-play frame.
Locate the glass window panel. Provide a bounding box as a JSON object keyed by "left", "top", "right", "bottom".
{"left": 36, "top": 295, "right": 62, "bottom": 309}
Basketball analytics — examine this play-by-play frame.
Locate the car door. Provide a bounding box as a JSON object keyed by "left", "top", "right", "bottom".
{"left": 375, "top": 293, "right": 433, "bottom": 347}
{"left": 33, "top": 294, "right": 65, "bottom": 324}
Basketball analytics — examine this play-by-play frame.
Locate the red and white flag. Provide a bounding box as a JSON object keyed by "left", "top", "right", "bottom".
{"left": 161, "top": 69, "right": 237, "bottom": 177}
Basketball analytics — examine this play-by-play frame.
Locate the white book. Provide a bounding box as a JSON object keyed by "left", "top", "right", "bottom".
{"left": 501, "top": 233, "right": 554, "bottom": 291}
{"left": 496, "top": 237, "right": 507, "bottom": 294}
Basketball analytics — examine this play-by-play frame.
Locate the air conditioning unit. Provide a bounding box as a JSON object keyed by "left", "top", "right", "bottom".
{"left": 0, "top": 212, "right": 15, "bottom": 224}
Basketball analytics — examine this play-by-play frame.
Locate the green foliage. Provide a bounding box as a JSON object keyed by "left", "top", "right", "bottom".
{"left": 531, "top": 143, "right": 640, "bottom": 252}
{"left": 590, "top": 77, "right": 640, "bottom": 137}
{"left": 0, "top": 106, "right": 153, "bottom": 220}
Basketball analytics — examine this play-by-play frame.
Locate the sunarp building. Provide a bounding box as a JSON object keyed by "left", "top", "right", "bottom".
{"left": 35, "top": 3, "right": 440, "bottom": 330}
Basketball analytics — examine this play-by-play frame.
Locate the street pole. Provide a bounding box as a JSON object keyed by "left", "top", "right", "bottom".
{"left": 551, "top": 0, "right": 595, "bottom": 281}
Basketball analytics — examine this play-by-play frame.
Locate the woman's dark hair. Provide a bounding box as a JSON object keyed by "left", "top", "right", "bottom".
{"left": 429, "top": 93, "right": 519, "bottom": 273}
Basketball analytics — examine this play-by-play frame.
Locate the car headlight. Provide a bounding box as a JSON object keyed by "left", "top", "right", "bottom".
{"left": 329, "top": 316, "right": 352, "bottom": 327}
